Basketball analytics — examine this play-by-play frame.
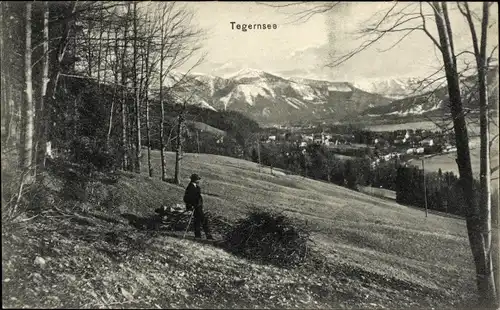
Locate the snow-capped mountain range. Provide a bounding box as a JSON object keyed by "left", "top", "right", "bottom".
{"left": 351, "top": 77, "right": 429, "bottom": 99}
{"left": 152, "top": 67, "right": 498, "bottom": 126}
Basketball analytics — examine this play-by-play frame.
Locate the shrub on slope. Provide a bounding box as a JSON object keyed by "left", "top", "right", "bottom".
{"left": 223, "top": 211, "right": 311, "bottom": 268}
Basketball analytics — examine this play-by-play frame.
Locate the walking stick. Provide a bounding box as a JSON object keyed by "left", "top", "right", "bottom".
{"left": 183, "top": 210, "right": 194, "bottom": 239}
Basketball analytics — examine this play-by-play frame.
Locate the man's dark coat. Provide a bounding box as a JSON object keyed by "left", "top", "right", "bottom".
{"left": 184, "top": 182, "right": 203, "bottom": 209}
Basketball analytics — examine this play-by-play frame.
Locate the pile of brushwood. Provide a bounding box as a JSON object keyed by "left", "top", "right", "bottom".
{"left": 223, "top": 211, "right": 312, "bottom": 268}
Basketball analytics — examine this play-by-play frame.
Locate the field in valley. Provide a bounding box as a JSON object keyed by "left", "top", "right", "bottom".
{"left": 364, "top": 120, "right": 450, "bottom": 132}
{"left": 2, "top": 150, "right": 481, "bottom": 308}
{"left": 363, "top": 119, "right": 484, "bottom": 133}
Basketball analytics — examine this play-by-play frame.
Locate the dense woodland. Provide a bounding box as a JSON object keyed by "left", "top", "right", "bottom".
{"left": 0, "top": 1, "right": 262, "bottom": 211}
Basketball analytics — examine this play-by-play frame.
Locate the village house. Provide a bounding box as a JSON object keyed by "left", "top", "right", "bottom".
{"left": 266, "top": 135, "right": 277, "bottom": 143}
{"left": 406, "top": 147, "right": 416, "bottom": 155}
{"left": 302, "top": 134, "right": 314, "bottom": 142}
{"left": 313, "top": 135, "right": 323, "bottom": 145}
{"left": 393, "top": 130, "right": 411, "bottom": 145}
{"left": 419, "top": 138, "right": 434, "bottom": 147}
{"left": 443, "top": 144, "right": 457, "bottom": 153}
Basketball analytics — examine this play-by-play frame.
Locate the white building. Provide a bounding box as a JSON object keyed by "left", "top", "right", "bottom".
{"left": 302, "top": 134, "right": 314, "bottom": 142}
{"left": 419, "top": 138, "right": 434, "bottom": 147}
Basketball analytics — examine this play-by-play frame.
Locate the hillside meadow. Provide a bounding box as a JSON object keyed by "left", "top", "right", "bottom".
{"left": 144, "top": 151, "right": 477, "bottom": 297}
{"left": 2, "top": 151, "right": 480, "bottom": 308}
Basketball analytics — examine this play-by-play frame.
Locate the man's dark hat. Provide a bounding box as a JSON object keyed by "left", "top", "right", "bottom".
{"left": 190, "top": 173, "right": 201, "bottom": 181}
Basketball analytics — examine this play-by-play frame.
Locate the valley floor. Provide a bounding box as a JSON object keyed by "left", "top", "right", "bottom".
{"left": 2, "top": 151, "right": 479, "bottom": 308}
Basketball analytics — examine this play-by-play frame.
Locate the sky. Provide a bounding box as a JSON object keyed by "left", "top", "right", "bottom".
{"left": 178, "top": 1, "right": 498, "bottom": 82}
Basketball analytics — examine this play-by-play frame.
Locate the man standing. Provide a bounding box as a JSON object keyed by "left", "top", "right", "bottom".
{"left": 183, "top": 174, "right": 213, "bottom": 240}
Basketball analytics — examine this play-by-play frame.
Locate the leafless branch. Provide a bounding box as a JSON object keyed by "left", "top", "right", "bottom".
{"left": 408, "top": 64, "right": 446, "bottom": 96}
{"left": 286, "top": 3, "right": 342, "bottom": 24}
{"left": 255, "top": 2, "right": 310, "bottom": 8}
{"left": 420, "top": 2, "right": 443, "bottom": 52}
{"left": 377, "top": 28, "right": 419, "bottom": 53}
{"left": 487, "top": 44, "right": 498, "bottom": 67}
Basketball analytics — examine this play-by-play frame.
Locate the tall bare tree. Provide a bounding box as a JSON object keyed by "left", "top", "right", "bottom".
{"left": 458, "top": 2, "right": 497, "bottom": 303}
{"left": 132, "top": 1, "right": 141, "bottom": 173}
{"left": 174, "top": 106, "right": 185, "bottom": 185}
{"left": 120, "top": 3, "right": 130, "bottom": 171}
{"left": 19, "top": 2, "right": 34, "bottom": 183}
{"left": 140, "top": 14, "right": 158, "bottom": 178}
{"left": 150, "top": 2, "right": 205, "bottom": 182}
{"left": 33, "top": 1, "right": 50, "bottom": 175}
{"left": 263, "top": 1, "right": 498, "bottom": 306}
{"left": 158, "top": 5, "right": 168, "bottom": 182}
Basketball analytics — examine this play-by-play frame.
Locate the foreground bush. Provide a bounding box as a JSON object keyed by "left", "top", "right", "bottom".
{"left": 223, "top": 211, "right": 311, "bottom": 268}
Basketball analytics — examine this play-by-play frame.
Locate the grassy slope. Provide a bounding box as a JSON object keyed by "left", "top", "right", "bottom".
{"left": 2, "top": 150, "right": 477, "bottom": 308}
{"left": 154, "top": 151, "right": 473, "bottom": 285}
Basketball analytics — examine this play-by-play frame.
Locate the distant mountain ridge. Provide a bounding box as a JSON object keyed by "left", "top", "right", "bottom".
{"left": 152, "top": 67, "right": 498, "bottom": 126}
{"left": 364, "top": 67, "right": 499, "bottom": 117}
{"left": 154, "top": 69, "right": 393, "bottom": 126}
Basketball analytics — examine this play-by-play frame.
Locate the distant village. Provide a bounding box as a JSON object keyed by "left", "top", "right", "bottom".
{"left": 259, "top": 125, "right": 458, "bottom": 167}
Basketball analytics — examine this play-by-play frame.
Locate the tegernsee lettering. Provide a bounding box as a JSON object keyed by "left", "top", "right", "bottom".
{"left": 230, "top": 22, "right": 278, "bottom": 32}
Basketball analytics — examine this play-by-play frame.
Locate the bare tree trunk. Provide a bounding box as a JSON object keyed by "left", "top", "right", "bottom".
{"left": 0, "top": 1, "right": 8, "bottom": 145}
{"left": 44, "top": 1, "right": 77, "bottom": 163}
{"left": 95, "top": 3, "right": 104, "bottom": 152}
{"left": 34, "top": 1, "right": 49, "bottom": 175}
{"left": 459, "top": 2, "right": 498, "bottom": 305}
{"left": 133, "top": 1, "right": 141, "bottom": 173}
{"left": 174, "top": 113, "right": 184, "bottom": 185}
{"left": 102, "top": 21, "right": 110, "bottom": 87}
{"left": 96, "top": 5, "right": 104, "bottom": 86}
{"left": 20, "top": 2, "right": 34, "bottom": 182}
{"left": 0, "top": 2, "right": 4, "bottom": 137}
{"left": 434, "top": 2, "right": 495, "bottom": 306}
{"left": 7, "top": 89, "right": 15, "bottom": 147}
{"left": 159, "top": 20, "right": 167, "bottom": 182}
{"left": 107, "top": 26, "right": 119, "bottom": 150}
{"left": 72, "top": 95, "right": 79, "bottom": 138}
{"left": 466, "top": 2, "right": 497, "bottom": 304}
{"left": 145, "top": 89, "right": 152, "bottom": 177}
{"left": 143, "top": 33, "right": 153, "bottom": 177}
{"left": 86, "top": 17, "right": 93, "bottom": 77}
{"left": 121, "top": 6, "right": 129, "bottom": 171}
